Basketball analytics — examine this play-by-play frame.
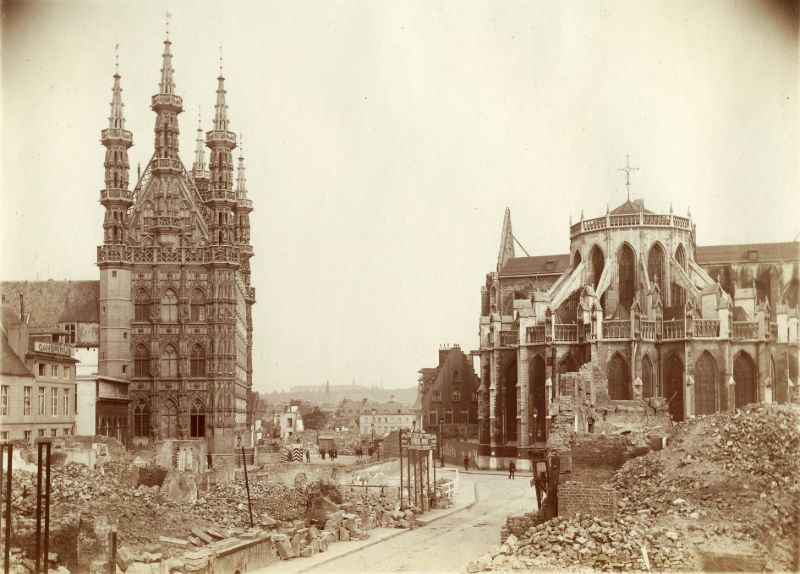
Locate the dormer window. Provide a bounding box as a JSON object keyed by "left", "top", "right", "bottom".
{"left": 747, "top": 249, "right": 759, "bottom": 261}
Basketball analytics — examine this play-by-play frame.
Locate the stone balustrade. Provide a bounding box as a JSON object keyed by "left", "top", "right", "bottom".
{"left": 570, "top": 211, "right": 692, "bottom": 239}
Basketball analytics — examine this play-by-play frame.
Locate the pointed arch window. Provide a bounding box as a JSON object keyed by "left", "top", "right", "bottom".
{"left": 135, "top": 289, "right": 150, "bottom": 322}
{"left": 160, "top": 400, "right": 178, "bottom": 438}
{"left": 190, "top": 344, "right": 206, "bottom": 377}
{"left": 618, "top": 244, "right": 636, "bottom": 313}
{"left": 590, "top": 245, "right": 605, "bottom": 290}
{"left": 642, "top": 355, "right": 655, "bottom": 398}
{"left": 161, "top": 345, "right": 179, "bottom": 377}
{"left": 133, "top": 401, "right": 150, "bottom": 437}
{"left": 134, "top": 344, "right": 150, "bottom": 377}
{"left": 190, "top": 289, "right": 206, "bottom": 322}
{"left": 648, "top": 243, "right": 665, "bottom": 291}
{"left": 161, "top": 290, "right": 178, "bottom": 322}
{"left": 190, "top": 400, "right": 206, "bottom": 437}
{"left": 672, "top": 245, "right": 687, "bottom": 308}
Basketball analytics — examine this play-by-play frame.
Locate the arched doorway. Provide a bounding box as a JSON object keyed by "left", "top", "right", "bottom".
{"left": 160, "top": 400, "right": 178, "bottom": 438}
{"left": 530, "top": 355, "right": 547, "bottom": 443}
{"left": 663, "top": 353, "right": 685, "bottom": 421}
{"left": 733, "top": 352, "right": 757, "bottom": 408}
{"left": 642, "top": 354, "right": 655, "bottom": 399}
{"left": 694, "top": 352, "right": 717, "bottom": 415}
{"left": 505, "top": 361, "right": 517, "bottom": 443}
{"left": 607, "top": 353, "right": 631, "bottom": 400}
{"left": 618, "top": 244, "right": 636, "bottom": 313}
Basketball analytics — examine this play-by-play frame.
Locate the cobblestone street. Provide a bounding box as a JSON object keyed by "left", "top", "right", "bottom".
{"left": 304, "top": 472, "right": 532, "bottom": 573}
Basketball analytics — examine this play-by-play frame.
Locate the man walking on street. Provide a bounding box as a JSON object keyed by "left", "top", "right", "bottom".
{"left": 463, "top": 454, "right": 469, "bottom": 471}
{"left": 508, "top": 459, "right": 516, "bottom": 479}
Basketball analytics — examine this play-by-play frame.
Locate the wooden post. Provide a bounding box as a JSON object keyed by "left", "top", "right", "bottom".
{"left": 399, "top": 431, "right": 404, "bottom": 508}
{"left": 242, "top": 447, "right": 254, "bottom": 528}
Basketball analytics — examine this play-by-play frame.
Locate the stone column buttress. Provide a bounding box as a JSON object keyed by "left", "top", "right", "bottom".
{"left": 518, "top": 346, "right": 530, "bottom": 451}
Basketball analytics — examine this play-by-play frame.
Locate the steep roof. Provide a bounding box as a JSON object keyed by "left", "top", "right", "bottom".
{"left": 0, "top": 281, "right": 99, "bottom": 328}
{"left": 695, "top": 242, "right": 799, "bottom": 265}
{"left": 499, "top": 254, "right": 571, "bottom": 277}
{"left": 1, "top": 332, "right": 33, "bottom": 377}
{"left": 610, "top": 199, "right": 653, "bottom": 215}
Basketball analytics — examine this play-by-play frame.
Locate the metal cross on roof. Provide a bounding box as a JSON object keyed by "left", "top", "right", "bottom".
{"left": 618, "top": 154, "right": 640, "bottom": 202}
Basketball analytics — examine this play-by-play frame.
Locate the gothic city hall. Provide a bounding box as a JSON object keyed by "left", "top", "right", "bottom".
{"left": 97, "top": 35, "right": 255, "bottom": 459}
{"left": 477, "top": 199, "right": 799, "bottom": 469}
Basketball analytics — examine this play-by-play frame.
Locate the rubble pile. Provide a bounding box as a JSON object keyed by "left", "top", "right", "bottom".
{"left": 470, "top": 513, "right": 692, "bottom": 572}
{"left": 340, "top": 491, "right": 419, "bottom": 529}
{"left": 612, "top": 404, "right": 800, "bottom": 570}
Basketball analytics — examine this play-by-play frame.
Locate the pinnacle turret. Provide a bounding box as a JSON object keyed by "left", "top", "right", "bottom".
{"left": 236, "top": 139, "right": 248, "bottom": 200}
{"left": 193, "top": 111, "right": 207, "bottom": 172}
{"left": 159, "top": 38, "right": 176, "bottom": 95}
{"left": 213, "top": 72, "right": 230, "bottom": 131}
{"left": 497, "top": 207, "right": 515, "bottom": 272}
{"left": 151, "top": 34, "right": 183, "bottom": 162}
{"left": 100, "top": 55, "right": 133, "bottom": 245}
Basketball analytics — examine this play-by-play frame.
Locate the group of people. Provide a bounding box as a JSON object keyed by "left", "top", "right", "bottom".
{"left": 354, "top": 446, "right": 375, "bottom": 459}
{"left": 319, "top": 448, "right": 338, "bottom": 460}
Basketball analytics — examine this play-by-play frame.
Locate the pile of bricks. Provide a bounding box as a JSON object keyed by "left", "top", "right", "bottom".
{"left": 470, "top": 513, "right": 694, "bottom": 572}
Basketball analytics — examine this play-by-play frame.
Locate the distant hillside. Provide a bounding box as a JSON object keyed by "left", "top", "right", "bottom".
{"left": 261, "top": 385, "right": 417, "bottom": 407}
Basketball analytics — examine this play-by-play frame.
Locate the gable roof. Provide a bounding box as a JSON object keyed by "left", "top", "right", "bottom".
{"left": 499, "top": 254, "right": 571, "bottom": 277}
{"left": 1, "top": 332, "right": 33, "bottom": 377}
{"left": 695, "top": 242, "right": 800, "bottom": 265}
{"left": 0, "top": 281, "right": 99, "bottom": 328}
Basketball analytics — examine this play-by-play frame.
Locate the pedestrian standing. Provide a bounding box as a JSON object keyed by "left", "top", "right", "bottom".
{"left": 305, "top": 449, "right": 310, "bottom": 463}
{"left": 508, "top": 459, "right": 516, "bottom": 480}
{"left": 321, "top": 449, "right": 326, "bottom": 461}
{"left": 463, "top": 454, "right": 469, "bottom": 471}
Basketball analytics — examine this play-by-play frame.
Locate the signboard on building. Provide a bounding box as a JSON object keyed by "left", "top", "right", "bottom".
{"left": 33, "top": 341, "right": 74, "bottom": 357}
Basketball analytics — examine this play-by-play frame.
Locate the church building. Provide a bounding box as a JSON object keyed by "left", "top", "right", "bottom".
{"left": 477, "top": 190, "right": 799, "bottom": 469}
{"left": 96, "top": 33, "right": 256, "bottom": 462}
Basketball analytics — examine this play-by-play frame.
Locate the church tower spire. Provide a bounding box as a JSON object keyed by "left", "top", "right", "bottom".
{"left": 100, "top": 51, "right": 133, "bottom": 245}
{"left": 206, "top": 49, "right": 238, "bottom": 245}
{"left": 234, "top": 136, "right": 253, "bottom": 248}
{"left": 497, "top": 207, "right": 515, "bottom": 272}
{"left": 152, "top": 31, "right": 183, "bottom": 162}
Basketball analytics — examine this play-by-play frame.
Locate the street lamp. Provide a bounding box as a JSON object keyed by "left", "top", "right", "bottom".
{"left": 439, "top": 419, "right": 444, "bottom": 467}
{"left": 371, "top": 422, "right": 375, "bottom": 460}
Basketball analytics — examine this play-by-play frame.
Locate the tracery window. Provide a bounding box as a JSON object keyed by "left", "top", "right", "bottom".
{"left": 618, "top": 244, "right": 636, "bottom": 312}
{"left": 190, "top": 344, "right": 206, "bottom": 377}
{"left": 161, "top": 345, "right": 178, "bottom": 377}
{"left": 161, "top": 290, "right": 178, "bottom": 322}
{"left": 190, "top": 289, "right": 206, "bottom": 322}
{"left": 133, "top": 402, "right": 150, "bottom": 437}
{"left": 134, "top": 289, "right": 149, "bottom": 322}
{"left": 134, "top": 344, "right": 150, "bottom": 377}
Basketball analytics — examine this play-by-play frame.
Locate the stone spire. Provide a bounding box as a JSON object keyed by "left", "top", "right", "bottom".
{"left": 193, "top": 110, "right": 206, "bottom": 172}
{"left": 497, "top": 207, "right": 515, "bottom": 273}
{"left": 235, "top": 136, "right": 248, "bottom": 200}
{"left": 108, "top": 58, "right": 126, "bottom": 130}
{"left": 213, "top": 67, "right": 230, "bottom": 131}
{"left": 159, "top": 36, "right": 176, "bottom": 95}
{"left": 152, "top": 33, "right": 183, "bottom": 161}
{"left": 206, "top": 49, "right": 238, "bottom": 245}
{"left": 100, "top": 52, "right": 133, "bottom": 245}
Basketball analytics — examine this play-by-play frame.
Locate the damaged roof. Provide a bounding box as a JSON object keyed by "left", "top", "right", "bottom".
{"left": 0, "top": 281, "right": 99, "bottom": 328}
{"left": 499, "top": 254, "right": 571, "bottom": 277}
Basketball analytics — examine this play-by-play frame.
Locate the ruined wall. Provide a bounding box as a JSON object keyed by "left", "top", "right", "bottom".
{"left": 559, "top": 481, "right": 617, "bottom": 519}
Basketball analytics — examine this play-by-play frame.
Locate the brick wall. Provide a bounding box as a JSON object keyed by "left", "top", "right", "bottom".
{"left": 559, "top": 481, "right": 617, "bottom": 519}
{"left": 138, "top": 465, "right": 168, "bottom": 487}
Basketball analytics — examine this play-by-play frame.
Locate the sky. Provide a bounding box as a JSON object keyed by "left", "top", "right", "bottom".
{"left": 1, "top": 0, "right": 798, "bottom": 392}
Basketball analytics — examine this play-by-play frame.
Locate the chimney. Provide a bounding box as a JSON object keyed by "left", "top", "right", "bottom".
{"left": 438, "top": 348, "right": 449, "bottom": 366}
{"left": 19, "top": 293, "right": 24, "bottom": 322}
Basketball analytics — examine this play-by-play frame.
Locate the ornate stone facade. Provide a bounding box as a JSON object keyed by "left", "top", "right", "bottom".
{"left": 96, "top": 36, "right": 255, "bottom": 460}
{"left": 478, "top": 200, "right": 799, "bottom": 468}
